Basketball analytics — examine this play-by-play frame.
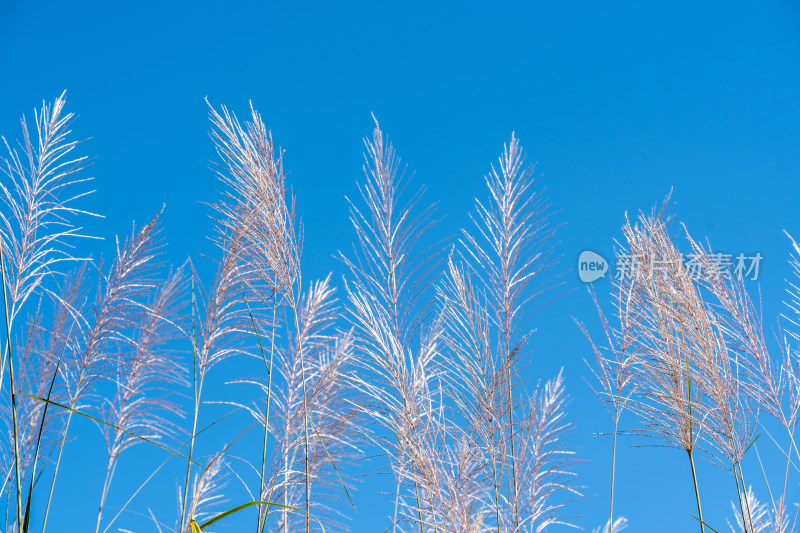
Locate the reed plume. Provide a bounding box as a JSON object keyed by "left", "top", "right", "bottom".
{"left": 95, "top": 268, "right": 188, "bottom": 533}
{"left": 0, "top": 93, "right": 97, "bottom": 531}
{"left": 342, "top": 118, "right": 442, "bottom": 532}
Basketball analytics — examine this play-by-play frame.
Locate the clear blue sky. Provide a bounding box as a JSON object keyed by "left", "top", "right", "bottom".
{"left": 2, "top": 1, "right": 800, "bottom": 531}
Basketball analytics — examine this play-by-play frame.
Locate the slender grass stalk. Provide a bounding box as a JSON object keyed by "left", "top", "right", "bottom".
{"left": 42, "top": 410, "right": 72, "bottom": 533}
{"left": 288, "top": 301, "right": 312, "bottom": 533}
{"left": 241, "top": 289, "right": 277, "bottom": 532}
{"left": 0, "top": 247, "right": 23, "bottom": 530}
{"left": 609, "top": 417, "right": 619, "bottom": 533}
{"left": 682, "top": 324, "right": 704, "bottom": 533}
{"left": 94, "top": 459, "right": 118, "bottom": 533}
{"left": 687, "top": 449, "right": 705, "bottom": 533}
{"left": 255, "top": 298, "right": 277, "bottom": 532}
{"left": 180, "top": 279, "right": 201, "bottom": 533}
{"left": 737, "top": 461, "right": 755, "bottom": 533}
{"left": 22, "top": 345, "right": 66, "bottom": 533}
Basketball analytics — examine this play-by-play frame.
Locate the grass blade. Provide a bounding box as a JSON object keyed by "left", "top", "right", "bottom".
{"left": 101, "top": 406, "right": 245, "bottom": 533}
{"left": 199, "top": 501, "right": 317, "bottom": 531}
{"left": 20, "top": 394, "right": 200, "bottom": 465}
{"left": 309, "top": 416, "right": 355, "bottom": 511}
{"left": 21, "top": 343, "right": 67, "bottom": 533}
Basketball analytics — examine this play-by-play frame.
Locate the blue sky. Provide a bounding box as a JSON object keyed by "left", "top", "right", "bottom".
{"left": 2, "top": 1, "right": 800, "bottom": 531}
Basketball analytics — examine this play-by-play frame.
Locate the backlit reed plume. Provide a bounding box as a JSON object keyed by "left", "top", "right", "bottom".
{"left": 342, "top": 118, "right": 443, "bottom": 532}
{"left": 439, "top": 134, "right": 574, "bottom": 532}
{"left": 0, "top": 93, "right": 97, "bottom": 530}
{"left": 202, "top": 100, "right": 354, "bottom": 533}
{"left": 614, "top": 202, "right": 711, "bottom": 530}
{"left": 45, "top": 213, "right": 165, "bottom": 531}
{"left": 95, "top": 268, "right": 187, "bottom": 533}
{"left": 249, "top": 277, "right": 357, "bottom": 532}
{"left": 596, "top": 198, "right": 760, "bottom": 532}
{"left": 0, "top": 92, "right": 97, "bottom": 326}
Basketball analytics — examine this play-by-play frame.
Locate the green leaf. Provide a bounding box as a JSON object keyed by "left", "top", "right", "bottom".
{"left": 309, "top": 417, "right": 355, "bottom": 511}
{"left": 189, "top": 519, "right": 201, "bottom": 533}
{"left": 21, "top": 346, "right": 65, "bottom": 533}
{"left": 199, "top": 501, "right": 324, "bottom": 532}
{"left": 19, "top": 394, "right": 201, "bottom": 466}
{"left": 101, "top": 406, "right": 245, "bottom": 533}
{"left": 691, "top": 514, "right": 721, "bottom": 533}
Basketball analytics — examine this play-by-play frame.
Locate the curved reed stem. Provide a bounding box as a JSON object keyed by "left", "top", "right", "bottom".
{"left": 687, "top": 449, "right": 705, "bottom": 533}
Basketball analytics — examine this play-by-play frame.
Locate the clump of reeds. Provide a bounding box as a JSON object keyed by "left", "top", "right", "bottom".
{"left": 342, "top": 122, "right": 580, "bottom": 533}
{"left": 0, "top": 93, "right": 580, "bottom": 533}
{"left": 584, "top": 193, "right": 800, "bottom": 532}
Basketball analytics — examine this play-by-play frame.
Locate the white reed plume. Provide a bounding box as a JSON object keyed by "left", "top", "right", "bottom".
{"left": 441, "top": 134, "right": 567, "bottom": 532}
{"left": 0, "top": 93, "right": 97, "bottom": 530}
{"left": 0, "top": 92, "right": 98, "bottom": 328}
{"left": 592, "top": 517, "right": 628, "bottom": 533}
{"left": 341, "top": 118, "right": 442, "bottom": 532}
{"left": 94, "top": 267, "right": 188, "bottom": 533}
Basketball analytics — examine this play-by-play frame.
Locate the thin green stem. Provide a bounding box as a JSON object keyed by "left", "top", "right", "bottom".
{"left": 609, "top": 416, "right": 619, "bottom": 533}
{"left": 738, "top": 461, "right": 755, "bottom": 533}
{"left": 687, "top": 449, "right": 705, "bottom": 533}
{"left": 42, "top": 410, "right": 72, "bottom": 533}
{"left": 245, "top": 291, "right": 277, "bottom": 533}
{"left": 179, "top": 279, "right": 201, "bottom": 533}
{"left": 289, "top": 301, "right": 311, "bottom": 533}
{"left": 679, "top": 324, "right": 703, "bottom": 533}
{"left": 94, "top": 458, "right": 117, "bottom": 533}
{"left": 0, "top": 248, "right": 23, "bottom": 530}
{"left": 733, "top": 461, "right": 748, "bottom": 533}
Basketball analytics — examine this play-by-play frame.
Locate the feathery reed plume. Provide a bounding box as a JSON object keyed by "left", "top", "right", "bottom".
{"left": 614, "top": 200, "right": 714, "bottom": 530}
{"left": 728, "top": 487, "right": 772, "bottom": 533}
{"left": 43, "top": 212, "right": 164, "bottom": 533}
{"left": 205, "top": 99, "right": 358, "bottom": 533}
{"left": 460, "top": 134, "right": 561, "bottom": 530}
{"left": 438, "top": 134, "right": 570, "bottom": 532}
{"left": 94, "top": 268, "right": 187, "bottom": 533}
{"left": 669, "top": 225, "right": 766, "bottom": 530}
{"left": 207, "top": 100, "right": 299, "bottom": 304}
{"left": 341, "top": 116, "right": 439, "bottom": 345}
{"left": 342, "top": 118, "right": 442, "bottom": 532}
{"left": 592, "top": 517, "right": 628, "bottom": 533}
{"left": 577, "top": 280, "right": 639, "bottom": 530}
{"left": 515, "top": 371, "right": 580, "bottom": 532}
{"left": 249, "top": 277, "right": 357, "bottom": 532}
{"left": 62, "top": 212, "right": 164, "bottom": 406}
{"left": 0, "top": 93, "right": 97, "bottom": 530}
{"left": 605, "top": 196, "right": 767, "bottom": 531}
{"left": 0, "top": 92, "right": 98, "bottom": 327}
{"left": 438, "top": 254, "right": 508, "bottom": 529}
